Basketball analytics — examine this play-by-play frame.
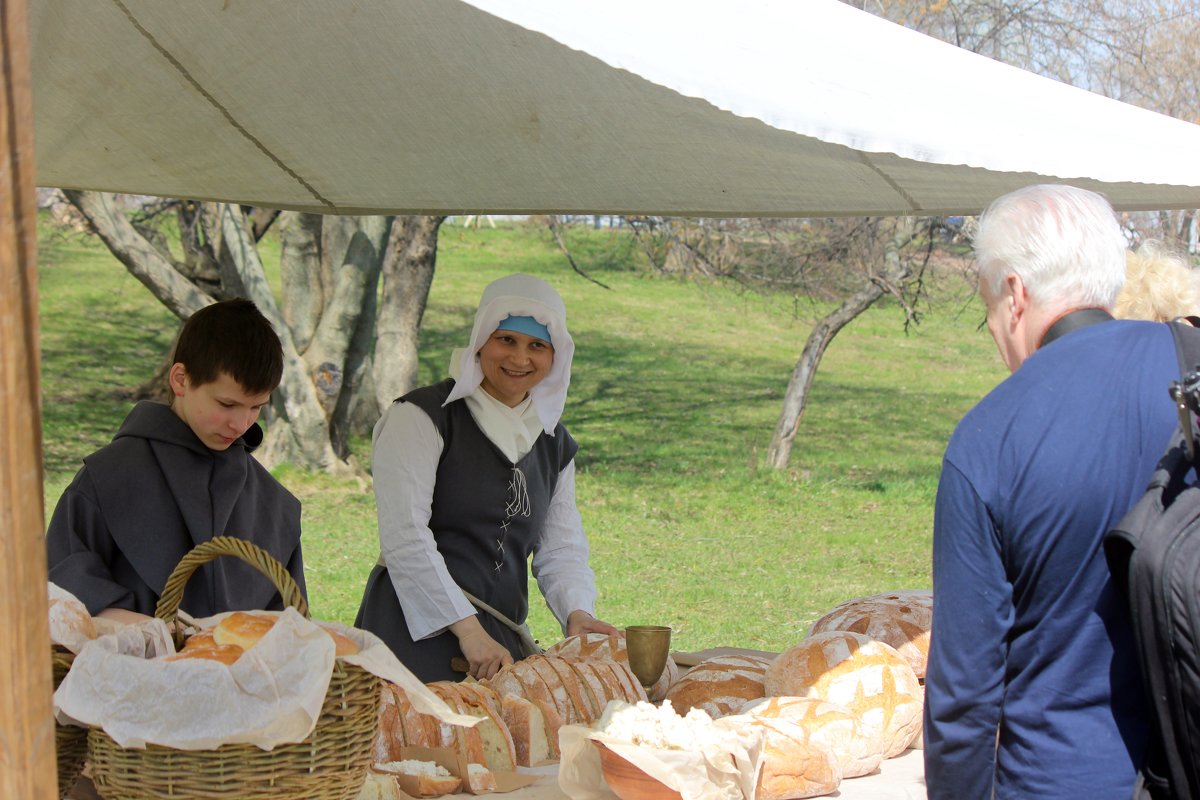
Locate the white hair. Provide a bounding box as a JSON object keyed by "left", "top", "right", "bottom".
{"left": 974, "top": 184, "right": 1127, "bottom": 309}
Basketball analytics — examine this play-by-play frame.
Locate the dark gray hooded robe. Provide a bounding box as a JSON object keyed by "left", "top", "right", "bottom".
{"left": 46, "top": 401, "right": 305, "bottom": 617}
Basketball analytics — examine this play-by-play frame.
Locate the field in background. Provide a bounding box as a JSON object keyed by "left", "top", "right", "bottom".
{"left": 38, "top": 219, "right": 1006, "bottom": 653}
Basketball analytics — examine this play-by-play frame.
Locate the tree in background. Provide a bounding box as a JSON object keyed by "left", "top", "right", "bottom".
{"left": 624, "top": 215, "right": 947, "bottom": 469}
{"left": 747, "top": 0, "right": 1200, "bottom": 467}
{"left": 63, "top": 190, "right": 443, "bottom": 473}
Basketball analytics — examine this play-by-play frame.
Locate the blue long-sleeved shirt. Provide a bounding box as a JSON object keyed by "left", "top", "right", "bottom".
{"left": 925, "top": 319, "right": 1178, "bottom": 799}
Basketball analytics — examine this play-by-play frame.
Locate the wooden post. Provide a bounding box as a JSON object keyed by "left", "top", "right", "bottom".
{"left": 1, "top": 0, "right": 57, "bottom": 797}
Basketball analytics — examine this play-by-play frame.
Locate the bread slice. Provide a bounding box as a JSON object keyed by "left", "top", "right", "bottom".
{"left": 374, "top": 683, "right": 406, "bottom": 763}
{"left": 427, "top": 683, "right": 488, "bottom": 766}
{"left": 530, "top": 697, "right": 563, "bottom": 759}
{"left": 373, "top": 760, "right": 462, "bottom": 797}
{"left": 562, "top": 658, "right": 605, "bottom": 721}
{"left": 464, "top": 763, "right": 498, "bottom": 794}
{"left": 437, "top": 682, "right": 517, "bottom": 773}
{"left": 356, "top": 771, "right": 404, "bottom": 800}
{"left": 524, "top": 655, "right": 579, "bottom": 725}
{"left": 500, "top": 694, "right": 553, "bottom": 767}
{"left": 598, "top": 659, "right": 648, "bottom": 705}
{"left": 541, "top": 656, "right": 595, "bottom": 725}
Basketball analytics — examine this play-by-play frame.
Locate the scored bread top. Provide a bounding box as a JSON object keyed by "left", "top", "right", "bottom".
{"left": 807, "top": 590, "right": 932, "bottom": 678}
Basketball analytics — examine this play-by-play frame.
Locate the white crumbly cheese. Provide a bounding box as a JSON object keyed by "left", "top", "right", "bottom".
{"left": 597, "top": 700, "right": 741, "bottom": 752}
{"left": 375, "top": 759, "right": 452, "bottom": 777}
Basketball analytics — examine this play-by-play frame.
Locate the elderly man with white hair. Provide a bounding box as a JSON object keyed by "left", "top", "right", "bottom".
{"left": 924, "top": 184, "right": 1175, "bottom": 799}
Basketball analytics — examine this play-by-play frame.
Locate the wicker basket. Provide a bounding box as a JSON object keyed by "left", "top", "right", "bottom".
{"left": 53, "top": 645, "right": 88, "bottom": 798}
{"left": 87, "top": 536, "right": 381, "bottom": 800}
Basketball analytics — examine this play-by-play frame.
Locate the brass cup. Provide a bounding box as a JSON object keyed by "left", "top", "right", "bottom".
{"left": 625, "top": 625, "right": 672, "bottom": 690}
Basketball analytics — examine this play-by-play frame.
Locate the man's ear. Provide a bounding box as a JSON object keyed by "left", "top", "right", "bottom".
{"left": 1005, "top": 273, "right": 1029, "bottom": 324}
{"left": 167, "top": 363, "right": 188, "bottom": 397}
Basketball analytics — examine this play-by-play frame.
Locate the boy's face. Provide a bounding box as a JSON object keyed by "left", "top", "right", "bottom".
{"left": 168, "top": 365, "right": 272, "bottom": 451}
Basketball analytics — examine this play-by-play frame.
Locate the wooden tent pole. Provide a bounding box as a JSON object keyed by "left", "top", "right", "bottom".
{"left": 1, "top": 0, "right": 57, "bottom": 797}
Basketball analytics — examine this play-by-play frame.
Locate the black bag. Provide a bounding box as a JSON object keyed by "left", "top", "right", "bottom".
{"left": 1104, "top": 320, "right": 1200, "bottom": 800}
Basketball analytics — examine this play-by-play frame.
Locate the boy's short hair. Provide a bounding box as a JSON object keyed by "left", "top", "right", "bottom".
{"left": 172, "top": 299, "right": 284, "bottom": 394}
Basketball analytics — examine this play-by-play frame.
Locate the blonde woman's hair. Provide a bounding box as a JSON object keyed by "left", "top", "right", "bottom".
{"left": 1113, "top": 240, "right": 1200, "bottom": 322}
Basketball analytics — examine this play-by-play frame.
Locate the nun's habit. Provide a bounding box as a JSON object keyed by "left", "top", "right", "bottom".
{"left": 356, "top": 274, "right": 599, "bottom": 682}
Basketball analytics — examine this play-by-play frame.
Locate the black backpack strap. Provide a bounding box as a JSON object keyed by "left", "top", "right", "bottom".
{"left": 1168, "top": 320, "right": 1200, "bottom": 461}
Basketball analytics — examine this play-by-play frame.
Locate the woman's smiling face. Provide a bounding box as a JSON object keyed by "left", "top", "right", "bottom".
{"left": 477, "top": 329, "right": 554, "bottom": 407}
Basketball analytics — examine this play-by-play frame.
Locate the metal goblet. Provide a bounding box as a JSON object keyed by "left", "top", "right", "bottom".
{"left": 625, "top": 625, "right": 672, "bottom": 691}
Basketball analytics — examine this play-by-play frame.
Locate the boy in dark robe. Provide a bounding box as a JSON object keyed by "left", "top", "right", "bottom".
{"left": 46, "top": 298, "right": 305, "bottom": 623}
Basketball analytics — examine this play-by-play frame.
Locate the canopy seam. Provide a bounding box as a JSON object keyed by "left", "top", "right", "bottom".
{"left": 856, "top": 151, "right": 922, "bottom": 213}
{"left": 109, "top": 0, "right": 336, "bottom": 210}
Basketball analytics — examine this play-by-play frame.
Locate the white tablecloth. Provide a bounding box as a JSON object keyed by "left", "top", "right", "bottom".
{"left": 515, "top": 748, "right": 927, "bottom": 800}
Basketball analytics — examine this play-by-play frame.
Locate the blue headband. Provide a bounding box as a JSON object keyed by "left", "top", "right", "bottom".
{"left": 495, "top": 314, "right": 551, "bottom": 344}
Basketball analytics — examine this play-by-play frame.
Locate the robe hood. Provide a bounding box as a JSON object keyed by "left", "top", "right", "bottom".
{"left": 114, "top": 400, "right": 264, "bottom": 454}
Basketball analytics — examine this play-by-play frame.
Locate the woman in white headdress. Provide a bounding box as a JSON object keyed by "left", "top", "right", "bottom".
{"left": 356, "top": 274, "right": 617, "bottom": 681}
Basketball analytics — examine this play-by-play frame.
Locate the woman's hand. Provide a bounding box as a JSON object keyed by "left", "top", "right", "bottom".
{"left": 450, "top": 616, "right": 513, "bottom": 680}
{"left": 566, "top": 610, "right": 619, "bottom": 638}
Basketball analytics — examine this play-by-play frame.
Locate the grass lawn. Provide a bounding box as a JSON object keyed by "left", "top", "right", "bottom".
{"left": 38, "top": 218, "right": 1006, "bottom": 654}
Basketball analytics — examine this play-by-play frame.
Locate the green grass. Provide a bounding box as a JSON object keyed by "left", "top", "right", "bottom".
{"left": 38, "top": 218, "right": 1006, "bottom": 653}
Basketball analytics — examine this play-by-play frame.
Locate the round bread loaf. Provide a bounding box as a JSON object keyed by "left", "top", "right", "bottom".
{"left": 663, "top": 653, "right": 772, "bottom": 718}
{"left": 317, "top": 623, "right": 361, "bottom": 657}
{"left": 740, "top": 696, "right": 883, "bottom": 778}
{"left": 164, "top": 643, "right": 245, "bottom": 665}
{"left": 545, "top": 632, "right": 680, "bottom": 702}
{"left": 807, "top": 590, "right": 932, "bottom": 679}
{"left": 764, "top": 632, "right": 921, "bottom": 758}
{"left": 717, "top": 715, "right": 841, "bottom": 800}
{"left": 213, "top": 611, "right": 277, "bottom": 650}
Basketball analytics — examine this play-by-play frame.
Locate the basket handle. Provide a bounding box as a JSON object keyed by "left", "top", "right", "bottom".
{"left": 155, "top": 536, "right": 309, "bottom": 645}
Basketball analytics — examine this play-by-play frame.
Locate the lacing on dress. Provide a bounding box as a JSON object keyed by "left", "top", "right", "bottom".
{"left": 494, "top": 465, "right": 531, "bottom": 574}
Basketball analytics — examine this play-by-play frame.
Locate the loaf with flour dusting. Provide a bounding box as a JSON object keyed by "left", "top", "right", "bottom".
{"left": 740, "top": 695, "right": 883, "bottom": 778}
{"left": 807, "top": 590, "right": 932, "bottom": 679}
{"left": 764, "top": 631, "right": 921, "bottom": 758}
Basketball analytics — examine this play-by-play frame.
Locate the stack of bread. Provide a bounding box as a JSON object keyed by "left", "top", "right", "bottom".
{"left": 594, "top": 699, "right": 842, "bottom": 800}
{"left": 764, "top": 631, "right": 922, "bottom": 758}
{"left": 485, "top": 653, "right": 646, "bottom": 728}
{"left": 163, "top": 611, "right": 360, "bottom": 665}
{"left": 806, "top": 590, "right": 932, "bottom": 680}
{"left": 545, "top": 632, "right": 680, "bottom": 701}
{"left": 663, "top": 653, "right": 773, "bottom": 717}
{"left": 375, "top": 680, "right": 513, "bottom": 787}
{"left": 374, "top": 653, "right": 647, "bottom": 779}
{"left": 805, "top": 590, "right": 931, "bottom": 750}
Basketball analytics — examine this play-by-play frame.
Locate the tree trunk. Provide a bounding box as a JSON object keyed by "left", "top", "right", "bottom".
{"left": 299, "top": 215, "right": 390, "bottom": 457}
{"left": 64, "top": 193, "right": 444, "bottom": 473}
{"left": 62, "top": 190, "right": 213, "bottom": 318}
{"left": 765, "top": 220, "right": 917, "bottom": 469}
{"left": 373, "top": 215, "right": 445, "bottom": 410}
{"left": 278, "top": 212, "right": 325, "bottom": 353}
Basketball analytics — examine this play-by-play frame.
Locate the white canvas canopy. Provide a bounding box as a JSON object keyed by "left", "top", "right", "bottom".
{"left": 10, "top": 2, "right": 1200, "bottom": 796}
{"left": 28, "top": 0, "right": 1200, "bottom": 217}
